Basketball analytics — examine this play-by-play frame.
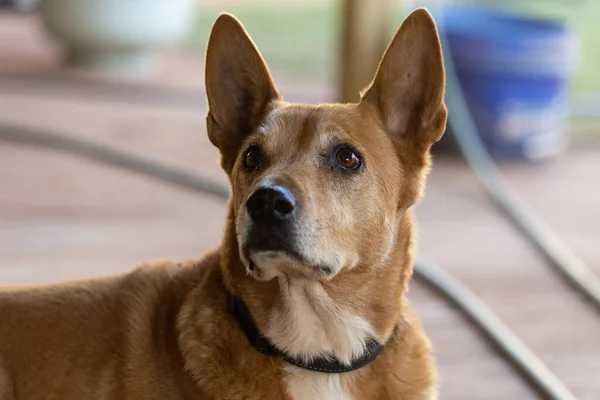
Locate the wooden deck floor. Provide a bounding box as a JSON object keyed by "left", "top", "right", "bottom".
{"left": 1, "top": 14, "right": 599, "bottom": 399}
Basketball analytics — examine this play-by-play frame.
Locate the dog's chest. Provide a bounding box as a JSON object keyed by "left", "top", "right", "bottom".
{"left": 284, "top": 367, "right": 355, "bottom": 400}
{"left": 266, "top": 278, "right": 374, "bottom": 365}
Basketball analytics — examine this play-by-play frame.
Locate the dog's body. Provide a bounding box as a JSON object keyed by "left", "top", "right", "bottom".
{"left": 0, "top": 250, "right": 433, "bottom": 400}
{"left": 0, "top": 9, "right": 447, "bottom": 400}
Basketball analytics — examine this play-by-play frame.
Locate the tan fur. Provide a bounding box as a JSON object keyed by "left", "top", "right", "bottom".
{"left": 0, "top": 8, "right": 446, "bottom": 400}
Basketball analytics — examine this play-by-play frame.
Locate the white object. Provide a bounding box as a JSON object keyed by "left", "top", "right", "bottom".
{"left": 39, "top": 0, "right": 196, "bottom": 78}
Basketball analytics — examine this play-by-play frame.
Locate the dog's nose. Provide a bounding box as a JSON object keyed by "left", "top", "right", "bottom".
{"left": 246, "top": 185, "right": 296, "bottom": 223}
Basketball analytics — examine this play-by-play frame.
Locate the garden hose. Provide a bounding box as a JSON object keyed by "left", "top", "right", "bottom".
{"left": 0, "top": 123, "right": 577, "bottom": 399}
{"left": 0, "top": 125, "right": 229, "bottom": 199}
{"left": 416, "top": 258, "right": 576, "bottom": 400}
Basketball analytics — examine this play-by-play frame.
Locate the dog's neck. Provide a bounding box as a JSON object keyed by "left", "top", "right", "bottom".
{"left": 221, "top": 210, "right": 415, "bottom": 366}
{"left": 266, "top": 275, "right": 378, "bottom": 366}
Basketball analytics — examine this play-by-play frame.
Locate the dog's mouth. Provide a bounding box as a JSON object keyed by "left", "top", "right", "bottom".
{"left": 242, "top": 241, "right": 334, "bottom": 278}
{"left": 245, "top": 245, "right": 303, "bottom": 266}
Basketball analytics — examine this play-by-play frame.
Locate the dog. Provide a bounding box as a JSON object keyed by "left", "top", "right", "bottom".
{"left": 0, "top": 8, "right": 447, "bottom": 400}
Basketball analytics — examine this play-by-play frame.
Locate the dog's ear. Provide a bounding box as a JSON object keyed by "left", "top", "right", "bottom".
{"left": 205, "top": 14, "right": 279, "bottom": 171}
{"left": 361, "top": 8, "right": 447, "bottom": 152}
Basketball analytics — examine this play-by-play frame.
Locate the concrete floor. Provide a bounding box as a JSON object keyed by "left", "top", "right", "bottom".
{"left": 1, "top": 13, "right": 600, "bottom": 399}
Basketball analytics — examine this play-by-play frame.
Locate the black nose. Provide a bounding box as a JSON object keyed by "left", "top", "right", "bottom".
{"left": 246, "top": 185, "right": 296, "bottom": 223}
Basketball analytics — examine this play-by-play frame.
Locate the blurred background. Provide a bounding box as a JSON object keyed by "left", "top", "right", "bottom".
{"left": 0, "top": 0, "right": 599, "bottom": 398}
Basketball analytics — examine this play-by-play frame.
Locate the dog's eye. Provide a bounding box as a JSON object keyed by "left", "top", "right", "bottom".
{"left": 243, "top": 146, "right": 262, "bottom": 170}
{"left": 335, "top": 147, "right": 362, "bottom": 170}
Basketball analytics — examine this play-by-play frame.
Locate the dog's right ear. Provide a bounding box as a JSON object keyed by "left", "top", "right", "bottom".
{"left": 205, "top": 14, "right": 279, "bottom": 171}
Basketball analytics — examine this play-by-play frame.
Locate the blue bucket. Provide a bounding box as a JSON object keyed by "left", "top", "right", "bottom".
{"left": 441, "top": 5, "right": 578, "bottom": 161}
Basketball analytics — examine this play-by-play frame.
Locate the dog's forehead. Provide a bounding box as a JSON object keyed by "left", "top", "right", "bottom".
{"left": 257, "top": 104, "right": 360, "bottom": 151}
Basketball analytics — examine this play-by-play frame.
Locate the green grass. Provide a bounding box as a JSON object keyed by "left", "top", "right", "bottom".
{"left": 564, "top": 3, "right": 600, "bottom": 93}
{"left": 188, "top": 2, "right": 340, "bottom": 82}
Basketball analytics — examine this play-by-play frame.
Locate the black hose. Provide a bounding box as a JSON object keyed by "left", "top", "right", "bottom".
{"left": 435, "top": 7, "right": 600, "bottom": 311}
{"left": 415, "top": 258, "right": 577, "bottom": 400}
{"left": 0, "top": 123, "right": 577, "bottom": 399}
{"left": 0, "top": 125, "right": 230, "bottom": 199}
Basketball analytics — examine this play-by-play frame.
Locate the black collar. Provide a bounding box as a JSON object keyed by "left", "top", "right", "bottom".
{"left": 228, "top": 295, "right": 385, "bottom": 373}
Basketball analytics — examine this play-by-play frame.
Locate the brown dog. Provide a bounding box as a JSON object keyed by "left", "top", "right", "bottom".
{"left": 0, "top": 8, "right": 447, "bottom": 400}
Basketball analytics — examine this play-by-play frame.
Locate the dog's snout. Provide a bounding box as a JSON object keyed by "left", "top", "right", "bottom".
{"left": 246, "top": 185, "right": 296, "bottom": 223}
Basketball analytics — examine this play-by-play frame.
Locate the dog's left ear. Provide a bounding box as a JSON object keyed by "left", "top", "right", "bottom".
{"left": 205, "top": 14, "right": 279, "bottom": 171}
{"left": 361, "top": 8, "right": 447, "bottom": 151}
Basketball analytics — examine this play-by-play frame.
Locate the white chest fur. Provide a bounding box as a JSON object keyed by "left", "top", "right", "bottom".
{"left": 266, "top": 277, "right": 374, "bottom": 365}
{"left": 266, "top": 277, "right": 373, "bottom": 400}
{"left": 284, "top": 366, "right": 355, "bottom": 400}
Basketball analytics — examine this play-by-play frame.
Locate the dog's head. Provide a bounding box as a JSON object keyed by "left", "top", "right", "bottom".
{"left": 205, "top": 10, "right": 446, "bottom": 286}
